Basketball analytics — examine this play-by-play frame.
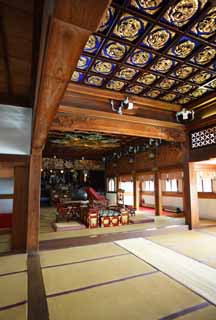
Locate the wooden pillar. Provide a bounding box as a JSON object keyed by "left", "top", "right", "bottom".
{"left": 12, "top": 165, "right": 29, "bottom": 251}
{"left": 183, "top": 162, "right": 199, "bottom": 229}
{"left": 154, "top": 171, "right": 162, "bottom": 216}
{"left": 116, "top": 175, "right": 119, "bottom": 205}
{"left": 27, "top": 148, "right": 42, "bottom": 252}
{"left": 133, "top": 175, "right": 139, "bottom": 210}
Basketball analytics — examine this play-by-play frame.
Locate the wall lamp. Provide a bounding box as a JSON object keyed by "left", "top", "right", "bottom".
{"left": 111, "top": 97, "right": 133, "bottom": 115}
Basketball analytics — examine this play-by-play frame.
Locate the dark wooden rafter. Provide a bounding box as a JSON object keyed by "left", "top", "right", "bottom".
{"left": 29, "top": 0, "right": 44, "bottom": 107}
{"left": 0, "top": 8, "right": 12, "bottom": 95}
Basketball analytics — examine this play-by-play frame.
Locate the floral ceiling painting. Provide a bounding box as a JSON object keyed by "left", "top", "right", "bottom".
{"left": 49, "top": 132, "right": 121, "bottom": 150}
{"left": 71, "top": 0, "right": 216, "bottom": 106}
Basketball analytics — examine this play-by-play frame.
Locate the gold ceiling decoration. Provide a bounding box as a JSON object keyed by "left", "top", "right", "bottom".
{"left": 106, "top": 80, "right": 125, "bottom": 91}
{"left": 156, "top": 78, "right": 175, "bottom": 90}
{"left": 115, "top": 67, "right": 138, "bottom": 80}
{"left": 163, "top": 0, "right": 207, "bottom": 27}
{"left": 142, "top": 26, "right": 175, "bottom": 50}
{"left": 72, "top": 0, "right": 216, "bottom": 106}
{"left": 137, "top": 72, "right": 159, "bottom": 85}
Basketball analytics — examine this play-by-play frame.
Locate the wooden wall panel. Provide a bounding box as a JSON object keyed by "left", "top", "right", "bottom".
{"left": 106, "top": 144, "right": 184, "bottom": 176}
{"left": 12, "top": 166, "right": 29, "bottom": 250}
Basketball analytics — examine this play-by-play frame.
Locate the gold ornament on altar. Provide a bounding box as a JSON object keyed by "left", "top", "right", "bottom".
{"left": 113, "top": 14, "right": 147, "bottom": 41}
{"left": 142, "top": 26, "right": 175, "bottom": 50}
{"left": 137, "top": 72, "right": 158, "bottom": 85}
{"left": 151, "top": 58, "right": 175, "bottom": 73}
{"left": 116, "top": 67, "right": 138, "bottom": 80}
{"left": 106, "top": 80, "right": 125, "bottom": 91}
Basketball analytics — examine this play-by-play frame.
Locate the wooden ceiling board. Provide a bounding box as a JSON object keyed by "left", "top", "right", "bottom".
{"left": 1, "top": 6, "right": 33, "bottom": 41}
{"left": 0, "top": 0, "right": 34, "bottom": 14}
{"left": 2, "top": 36, "right": 32, "bottom": 62}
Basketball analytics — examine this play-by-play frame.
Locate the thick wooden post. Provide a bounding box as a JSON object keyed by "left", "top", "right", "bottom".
{"left": 26, "top": 0, "right": 112, "bottom": 252}
{"left": 27, "top": 148, "right": 42, "bottom": 252}
{"left": 12, "top": 166, "right": 29, "bottom": 251}
{"left": 133, "top": 175, "right": 139, "bottom": 210}
{"left": 154, "top": 171, "right": 162, "bottom": 216}
{"left": 183, "top": 162, "right": 199, "bottom": 229}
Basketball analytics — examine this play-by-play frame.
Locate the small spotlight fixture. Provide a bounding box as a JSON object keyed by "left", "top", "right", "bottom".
{"left": 176, "top": 108, "right": 195, "bottom": 123}
{"left": 111, "top": 97, "right": 133, "bottom": 115}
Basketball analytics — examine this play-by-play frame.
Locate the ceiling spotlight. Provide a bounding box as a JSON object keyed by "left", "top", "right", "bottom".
{"left": 111, "top": 97, "right": 133, "bottom": 114}
{"left": 176, "top": 108, "right": 195, "bottom": 123}
{"left": 123, "top": 97, "right": 134, "bottom": 110}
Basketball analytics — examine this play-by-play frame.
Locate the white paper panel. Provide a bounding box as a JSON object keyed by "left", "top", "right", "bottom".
{"left": 0, "top": 105, "right": 32, "bottom": 155}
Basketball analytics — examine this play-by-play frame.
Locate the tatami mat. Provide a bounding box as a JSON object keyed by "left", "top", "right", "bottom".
{"left": 0, "top": 254, "right": 27, "bottom": 319}
{"left": 0, "top": 304, "right": 27, "bottom": 320}
{"left": 0, "top": 253, "right": 26, "bottom": 275}
{"left": 116, "top": 238, "right": 216, "bottom": 305}
{"left": 148, "top": 230, "right": 216, "bottom": 268}
{"left": 40, "top": 242, "right": 127, "bottom": 268}
{"left": 43, "top": 254, "right": 154, "bottom": 296}
{"left": 47, "top": 273, "right": 208, "bottom": 320}
{"left": 0, "top": 272, "right": 27, "bottom": 308}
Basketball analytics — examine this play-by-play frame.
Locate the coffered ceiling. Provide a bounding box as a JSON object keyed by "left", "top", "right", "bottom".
{"left": 70, "top": 0, "right": 216, "bottom": 107}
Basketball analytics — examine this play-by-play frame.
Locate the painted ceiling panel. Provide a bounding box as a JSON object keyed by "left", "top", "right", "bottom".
{"left": 71, "top": 0, "right": 216, "bottom": 106}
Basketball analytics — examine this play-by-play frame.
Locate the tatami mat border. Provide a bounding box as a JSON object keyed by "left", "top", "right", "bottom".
{"left": 159, "top": 302, "right": 210, "bottom": 320}
{"left": 42, "top": 252, "right": 129, "bottom": 269}
{"left": 47, "top": 270, "right": 158, "bottom": 299}
{"left": 0, "top": 300, "right": 27, "bottom": 312}
{"left": 0, "top": 270, "right": 27, "bottom": 277}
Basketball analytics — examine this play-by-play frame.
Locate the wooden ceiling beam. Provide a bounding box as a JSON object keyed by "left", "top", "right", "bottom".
{"left": 58, "top": 105, "right": 183, "bottom": 129}
{"left": 52, "top": 108, "right": 186, "bottom": 142}
{"left": 66, "top": 83, "right": 181, "bottom": 112}
{"left": 32, "top": 0, "right": 111, "bottom": 150}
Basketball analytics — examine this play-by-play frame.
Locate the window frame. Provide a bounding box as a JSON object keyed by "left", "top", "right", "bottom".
{"left": 107, "top": 177, "right": 116, "bottom": 193}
